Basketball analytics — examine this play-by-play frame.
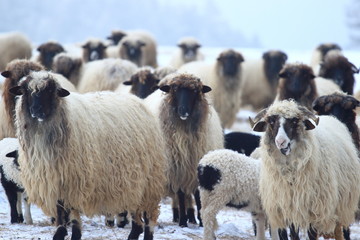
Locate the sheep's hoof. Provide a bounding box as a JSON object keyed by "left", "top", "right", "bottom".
{"left": 187, "top": 209, "right": 197, "bottom": 224}
{"left": 106, "top": 220, "right": 115, "bottom": 227}
{"left": 117, "top": 218, "right": 129, "bottom": 228}
{"left": 128, "top": 221, "right": 144, "bottom": 240}
{"left": 18, "top": 214, "right": 24, "bottom": 223}
{"left": 53, "top": 225, "right": 68, "bottom": 240}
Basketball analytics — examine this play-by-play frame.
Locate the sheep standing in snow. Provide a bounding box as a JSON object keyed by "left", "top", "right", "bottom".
{"left": 119, "top": 31, "right": 158, "bottom": 68}
{"left": 81, "top": 38, "right": 108, "bottom": 62}
{"left": 145, "top": 73, "right": 224, "bottom": 227}
{"left": 0, "top": 32, "right": 32, "bottom": 72}
{"left": 310, "top": 43, "right": 342, "bottom": 75}
{"left": 52, "top": 53, "right": 83, "bottom": 87}
{"left": 250, "top": 99, "right": 360, "bottom": 240}
{"left": 0, "top": 138, "right": 32, "bottom": 225}
{"left": 178, "top": 49, "right": 244, "bottom": 128}
{"left": 169, "top": 37, "right": 204, "bottom": 69}
{"left": 198, "top": 149, "right": 279, "bottom": 240}
{"left": 240, "top": 50, "right": 287, "bottom": 110}
{"left": 10, "top": 71, "right": 166, "bottom": 240}
{"left": 36, "top": 41, "right": 65, "bottom": 70}
{"left": 77, "top": 58, "right": 137, "bottom": 93}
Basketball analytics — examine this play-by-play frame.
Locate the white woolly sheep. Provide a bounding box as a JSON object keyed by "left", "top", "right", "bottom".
{"left": 144, "top": 73, "right": 224, "bottom": 227}
{"left": 81, "top": 38, "right": 108, "bottom": 62}
{"left": 10, "top": 70, "right": 166, "bottom": 240}
{"left": 310, "top": 43, "right": 342, "bottom": 75}
{"left": 36, "top": 41, "right": 65, "bottom": 70}
{"left": 0, "top": 137, "right": 32, "bottom": 225}
{"left": 119, "top": 30, "right": 158, "bottom": 68}
{"left": 240, "top": 50, "right": 287, "bottom": 111}
{"left": 178, "top": 49, "right": 244, "bottom": 128}
{"left": 0, "top": 32, "right": 32, "bottom": 72}
{"left": 77, "top": 58, "right": 137, "bottom": 93}
{"left": 250, "top": 99, "right": 360, "bottom": 240}
{"left": 169, "top": 37, "right": 204, "bottom": 69}
{"left": 52, "top": 52, "right": 83, "bottom": 87}
{"left": 198, "top": 149, "right": 280, "bottom": 240}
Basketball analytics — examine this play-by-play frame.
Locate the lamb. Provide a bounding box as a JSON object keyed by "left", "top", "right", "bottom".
{"left": 317, "top": 54, "right": 359, "bottom": 95}
{"left": 240, "top": 50, "right": 288, "bottom": 110}
{"left": 178, "top": 49, "right": 244, "bottom": 128}
{"left": 119, "top": 31, "right": 158, "bottom": 68}
{"left": 81, "top": 38, "right": 108, "bottom": 62}
{"left": 169, "top": 37, "right": 204, "bottom": 69}
{"left": 144, "top": 73, "right": 224, "bottom": 227}
{"left": 10, "top": 70, "right": 166, "bottom": 240}
{"left": 36, "top": 41, "right": 65, "bottom": 70}
{"left": 249, "top": 99, "right": 360, "bottom": 239}
{"left": 77, "top": 58, "right": 137, "bottom": 93}
{"left": 0, "top": 32, "right": 32, "bottom": 72}
{"left": 310, "top": 43, "right": 342, "bottom": 75}
{"left": 198, "top": 149, "right": 279, "bottom": 240}
{"left": 0, "top": 137, "right": 32, "bottom": 225}
{"left": 52, "top": 52, "right": 83, "bottom": 87}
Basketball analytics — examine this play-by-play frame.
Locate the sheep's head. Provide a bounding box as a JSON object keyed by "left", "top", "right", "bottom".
{"left": 82, "top": 39, "right": 107, "bottom": 62}
{"left": 37, "top": 42, "right": 65, "bottom": 70}
{"left": 316, "top": 43, "right": 342, "bottom": 61}
{"left": 318, "top": 54, "right": 358, "bottom": 95}
{"left": 107, "top": 30, "right": 127, "bottom": 45}
{"left": 120, "top": 38, "right": 145, "bottom": 64}
{"left": 9, "top": 71, "right": 70, "bottom": 122}
{"left": 263, "top": 50, "right": 288, "bottom": 84}
{"left": 53, "top": 54, "right": 82, "bottom": 79}
{"left": 177, "top": 37, "right": 202, "bottom": 62}
{"left": 249, "top": 100, "right": 319, "bottom": 156}
{"left": 159, "top": 73, "right": 211, "bottom": 121}
{"left": 217, "top": 49, "right": 244, "bottom": 77}
{"left": 123, "top": 68, "right": 160, "bottom": 99}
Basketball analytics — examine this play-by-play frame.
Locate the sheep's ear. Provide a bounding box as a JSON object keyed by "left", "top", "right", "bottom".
{"left": 202, "top": 85, "right": 212, "bottom": 93}
{"left": 278, "top": 70, "right": 288, "bottom": 78}
{"left": 303, "top": 119, "right": 317, "bottom": 130}
{"left": 9, "top": 86, "right": 23, "bottom": 96}
{"left": 123, "top": 80, "right": 133, "bottom": 85}
{"left": 195, "top": 44, "right": 201, "bottom": 48}
{"left": 81, "top": 43, "right": 89, "bottom": 49}
{"left": 177, "top": 43, "right": 185, "bottom": 48}
{"left": 159, "top": 85, "right": 171, "bottom": 93}
{"left": 6, "top": 150, "right": 17, "bottom": 158}
{"left": 57, "top": 88, "right": 70, "bottom": 97}
{"left": 1, "top": 71, "right": 11, "bottom": 78}
{"left": 250, "top": 118, "right": 267, "bottom": 132}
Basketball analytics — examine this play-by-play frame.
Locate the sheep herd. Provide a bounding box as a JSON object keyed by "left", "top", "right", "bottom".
{"left": 0, "top": 29, "right": 360, "bottom": 240}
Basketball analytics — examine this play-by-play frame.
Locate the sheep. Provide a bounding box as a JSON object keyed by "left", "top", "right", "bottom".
{"left": 107, "top": 30, "right": 127, "bottom": 46}
{"left": 119, "top": 31, "right": 158, "bottom": 68}
{"left": 77, "top": 58, "right": 138, "bottom": 93}
{"left": 144, "top": 73, "right": 224, "bottom": 227}
{"left": 10, "top": 70, "right": 167, "bottom": 240}
{"left": 198, "top": 149, "right": 280, "bottom": 240}
{"left": 310, "top": 43, "right": 342, "bottom": 75}
{"left": 0, "top": 32, "right": 32, "bottom": 72}
{"left": 36, "top": 41, "right": 65, "bottom": 70}
{"left": 118, "top": 67, "right": 160, "bottom": 99}
{"left": 52, "top": 52, "right": 83, "bottom": 87}
{"left": 224, "top": 131, "right": 261, "bottom": 156}
{"left": 81, "top": 38, "right": 108, "bottom": 62}
{"left": 169, "top": 37, "right": 204, "bottom": 69}
{"left": 178, "top": 49, "right": 244, "bottom": 128}
{"left": 317, "top": 54, "right": 359, "bottom": 95}
{"left": 249, "top": 99, "right": 360, "bottom": 240}
{"left": 240, "top": 50, "right": 288, "bottom": 111}
{"left": 0, "top": 137, "right": 32, "bottom": 225}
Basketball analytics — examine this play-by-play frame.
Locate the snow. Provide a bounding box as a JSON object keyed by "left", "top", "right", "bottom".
{"left": 1, "top": 47, "right": 360, "bottom": 239}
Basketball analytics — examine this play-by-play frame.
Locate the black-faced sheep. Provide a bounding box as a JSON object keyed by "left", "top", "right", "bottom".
{"left": 250, "top": 99, "right": 360, "bottom": 240}
{"left": 0, "top": 32, "right": 32, "bottom": 72}
{"left": 198, "top": 149, "right": 279, "bottom": 240}
{"left": 310, "top": 43, "right": 342, "bottom": 75}
{"left": 52, "top": 53, "right": 83, "bottom": 87}
{"left": 107, "top": 30, "right": 127, "bottom": 46}
{"left": 169, "top": 37, "right": 204, "bottom": 69}
{"left": 240, "top": 50, "right": 288, "bottom": 110}
{"left": 224, "top": 131, "right": 261, "bottom": 156}
{"left": 10, "top": 71, "right": 166, "bottom": 240}
{"left": 318, "top": 54, "right": 359, "bottom": 95}
{"left": 119, "top": 31, "right": 158, "bottom": 68}
{"left": 0, "top": 138, "right": 32, "bottom": 225}
{"left": 36, "top": 41, "right": 65, "bottom": 70}
{"left": 178, "top": 49, "right": 244, "bottom": 128}
{"left": 145, "top": 73, "right": 224, "bottom": 227}
{"left": 81, "top": 38, "right": 108, "bottom": 62}
{"left": 77, "top": 58, "right": 137, "bottom": 93}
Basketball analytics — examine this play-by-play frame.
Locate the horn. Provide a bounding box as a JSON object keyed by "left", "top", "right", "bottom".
{"left": 298, "top": 106, "right": 319, "bottom": 125}
{"left": 249, "top": 108, "right": 268, "bottom": 128}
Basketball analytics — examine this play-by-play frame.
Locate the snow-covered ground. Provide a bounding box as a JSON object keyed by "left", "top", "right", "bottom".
{"left": 1, "top": 46, "right": 360, "bottom": 239}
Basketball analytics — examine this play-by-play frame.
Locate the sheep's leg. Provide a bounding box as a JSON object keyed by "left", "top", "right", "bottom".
{"left": 277, "top": 228, "right": 288, "bottom": 240}
{"left": 334, "top": 222, "right": 344, "bottom": 240}
{"left": 194, "top": 189, "right": 202, "bottom": 226}
{"left": 186, "top": 194, "right": 196, "bottom": 224}
{"left": 201, "top": 194, "right": 224, "bottom": 240}
{"left": 69, "top": 209, "right": 82, "bottom": 240}
{"left": 177, "top": 190, "right": 188, "bottom": 227}
{"left": 128, "top": 211, "right": 143, "bottom": 240}
{"left": 252, "top": 212, "right": 266, "bottom": 240}
{"left": 307, "top": 225, "right": 318, "bottom": 240}
{"left": 171, "top": 195, "right": 179, "bottom": 223}
{"left": 16, "top": 192, "right": 24, "bottom": 223}
{"left": 343, "top": 226, "right": 350, "bottom": 240}
{"left": 22, "top": 193, "right": 33, "bottom": 224}
{"left": 289, "top": 223, "right": 300, "bottom": 240}
{"left": 3, "top": 184, "right": 19, "bottom": 223}
{"left": 143, "top": 207, "right": 159, "bottom": 240}
{"left": 105, "top": 214, "right": 115, "bottom": 227}
{"left": 116, "top": 211, "right": 129, "bottom": 228}
{"left": 53, "top": 200, "right": 70, "bottom": 240}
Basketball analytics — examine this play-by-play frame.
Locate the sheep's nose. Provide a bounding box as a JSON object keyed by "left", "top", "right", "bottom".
{"left": 275, "top": 137, "right": 287, "bottom": 149}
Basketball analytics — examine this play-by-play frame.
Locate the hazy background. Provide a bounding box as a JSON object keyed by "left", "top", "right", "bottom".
{"left": 1, "top": 0, "right": 359, "bottom": 51}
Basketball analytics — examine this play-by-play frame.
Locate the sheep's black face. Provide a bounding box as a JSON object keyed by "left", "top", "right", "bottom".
{"left": 179, "top": 44, "right": 200, "bottom": 62}
{"left": 123, "top": 42, "right": 143, "bottom": 62}
{"left": 124, "top": 73, "right": 159, "bottom": 99}
{"left": 38, "top": 44, "right": 65, "bottom": 70}
{"left": 84, "top": 45, "right": 107, "bottom": 62}
{"left": 263, "top": 52, "right": 288, "bottom": 82}
{"left": 219, "top": 55, "right": 240, "bottom": 76}
{"left": 279, "top": 67, "right": 315, "bottom": 100}
{"left": 174, "top": 87, "right": 199, "bottom": 120}
{"left": 108, "top": 32, "right": 126, "bottom": 45}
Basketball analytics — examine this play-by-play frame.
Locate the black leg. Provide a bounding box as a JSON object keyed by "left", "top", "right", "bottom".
{"left": 343, "top": 227, "right": 351, "bottom": 240}
{"left": 252, "top": 220, "right": 257, "bottom": 236}
{"left": 5, "top": 188, "right": 19, "bottom": 223}
{"left": 128, "top": 220, "right": 144, "bottom": 240}
{"left": 71, "top": 219, "right": 82, "bottom": 240}
{"left": 307, "top": 225, "right": 317, "bottom": 240}
{"left": 290, "top": 223, "right": 300, "bottom": 240}
{"left": 172, "top": 207, "right": 179, "bottom": 223}
{"left": 53, "top": 225, "right": 68, "bottom": 240}
{"left": 278, "top": 228, "right": 289, "bottom": 240}
{"left": 117, "top": 211, "right": 129, "bottom": 228}
{"left": 177, "top": 190, "right": 187, "bottom": 227}
{"left": 194, "top": 190, "right": 202, "bottom": 227}
{"left": 143, "top": 212, "right": 153, "bottom": 240}
{"left": 187, "top": 208, "right": 196, "bottom": 224}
